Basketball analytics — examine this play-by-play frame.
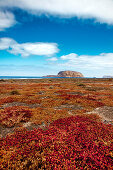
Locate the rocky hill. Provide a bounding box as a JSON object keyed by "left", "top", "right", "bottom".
{"left": 58, "top": 71, "right": 84, "bottom": 77}
{"left": 44, "top": 70, "right": 84, "bottom": 77}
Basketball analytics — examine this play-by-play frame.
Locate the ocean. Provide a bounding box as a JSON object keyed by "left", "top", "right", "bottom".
{"left": 0, "top": 76, "right": 44, "bottom": 79}
{"left": 0, "top": 76, "right": 98, "bottom": 79}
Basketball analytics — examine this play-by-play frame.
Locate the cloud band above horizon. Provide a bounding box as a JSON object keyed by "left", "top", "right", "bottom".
{"left": 60, "top": 53, "right": 113, "bottom": 69}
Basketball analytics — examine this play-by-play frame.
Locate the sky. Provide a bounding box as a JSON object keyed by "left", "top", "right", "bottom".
{"left": 0, "top": 0, "right": 113, "bottom": 77}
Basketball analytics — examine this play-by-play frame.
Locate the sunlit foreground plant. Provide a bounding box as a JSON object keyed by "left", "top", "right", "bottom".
{"left": 0, "top": 115, "right": 113, "bottom": 169}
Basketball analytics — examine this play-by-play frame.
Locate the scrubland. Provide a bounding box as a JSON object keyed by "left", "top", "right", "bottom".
{"left": 0, "top": 78, "right": 113, "bottom": 169}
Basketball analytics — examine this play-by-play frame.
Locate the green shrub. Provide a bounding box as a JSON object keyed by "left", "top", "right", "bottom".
{"left": 0, "top": 79, "right": 5, "bottom": 82}
{"left": 10, "top": 90, "right": 20, "bottom": 95}
{"left": 77, "top": 83, "right": 86, "bottom": 87}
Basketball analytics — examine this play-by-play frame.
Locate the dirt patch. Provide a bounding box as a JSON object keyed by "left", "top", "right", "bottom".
{"left": 0, "top": 121, "right": 49, "bottom": 138}
{"left": 23, "top": 121, "right": 49, "bottom": 131}
{"left": 86, "top": 106, "right": 113, "bottom": 125}
{"left": 55, "top": 104, "right": 83, "bottom": 110}
{"left": 0, "top": 125, "right": 16, "bottom": 138}
{"left": 0, "top": 102, "right": 40, "bottom": 109}
{"left": 67, "top": 92, "right": 85, "bottom": 96}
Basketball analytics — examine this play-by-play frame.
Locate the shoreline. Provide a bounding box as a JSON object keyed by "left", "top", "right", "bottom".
{"left": 0, "top": 77, "right": 112, "bottom": 80}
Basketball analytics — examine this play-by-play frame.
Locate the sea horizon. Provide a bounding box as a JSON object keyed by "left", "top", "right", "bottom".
{"left": 0, "top": 76, "right": 103, "bottom": 79}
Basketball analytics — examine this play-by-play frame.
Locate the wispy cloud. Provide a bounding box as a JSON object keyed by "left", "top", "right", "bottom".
{"left": 60, "top": 53, "right": 113, "bottom": 69}
{"left": 47, "top": 57, "right": 58, "bottom": 61}
{"left": 61, "top": 53, "right": 78, "bottom": 60}
{"left": 0, "top": 37, "right": 16, "bottom": 49}
{"left": 0, "top": 11, "right": 16, "bottom": 31}
{"left": 0, "top": 37, "right": 59, "bottom": 57}
{"left": 0, "top": 0, "right": 113, "bottom": 24}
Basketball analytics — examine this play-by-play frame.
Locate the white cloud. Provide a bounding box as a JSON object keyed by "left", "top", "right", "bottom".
{"left": 0, "top": 11, "right": 16, "bottom": 31}
{"left": 0, "top": 0, "right": 113, "bottom": 24}
{"left": 0, "top": 37, "right": 16, "bottom": 49}
{"left": 47, "top": 57, "right": 58, "bottom": 61}
{"left": 0, "top": 37, "right": 59, "bottom": 57}
{"left": 61, "top": 53, "right": 78, "bottom": 60}
{"left": 60, "top": 53, "right": 113, "bottom": 69}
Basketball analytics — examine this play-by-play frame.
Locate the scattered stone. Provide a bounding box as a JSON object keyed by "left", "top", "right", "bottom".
{"left": 68, "top": 111, "right": 74, "bottom": 115}
{"left": 23, "top": 121, "right": 32, "bottom": 128}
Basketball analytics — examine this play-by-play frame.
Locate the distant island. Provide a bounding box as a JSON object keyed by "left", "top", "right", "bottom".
{"left": 103, "top": 75, "right": 113, "bottom": 78}
{"left": 43, "top": 70, "right": 84, "bottom": 78}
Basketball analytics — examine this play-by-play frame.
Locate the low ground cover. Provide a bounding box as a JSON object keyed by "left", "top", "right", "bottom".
{"left": 0, "top": 115, "right": 113, "bottom": 169}
{"left": 0, "top": 78, "right": 113, "bottom": 169}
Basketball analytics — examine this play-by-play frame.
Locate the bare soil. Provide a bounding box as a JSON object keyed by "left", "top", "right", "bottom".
{"left": 86, "top": 106, "right": 113, "bottom": 125}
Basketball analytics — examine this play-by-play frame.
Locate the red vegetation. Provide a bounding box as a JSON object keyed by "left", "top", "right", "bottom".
{"left": 0, "top": 79, "right": 113, "bottom": 169}
{"left": 0, "top": 106, "right": 32, "bottom": 127}
{"left": 0, "top": 115, "right": 113, "bottom": 169}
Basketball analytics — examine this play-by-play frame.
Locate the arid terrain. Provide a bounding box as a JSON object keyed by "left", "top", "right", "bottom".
{"left": 0, "top": 78, "right": 113, "bottom": 169}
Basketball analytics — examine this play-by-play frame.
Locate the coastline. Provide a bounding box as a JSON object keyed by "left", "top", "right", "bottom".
{"left": 0, "top": 76, "right": 107, "bottom": 79}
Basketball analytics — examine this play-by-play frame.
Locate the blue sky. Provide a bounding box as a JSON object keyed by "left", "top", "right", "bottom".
{"left": 0, "top": 0, "right": 113, "bottom": 77}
